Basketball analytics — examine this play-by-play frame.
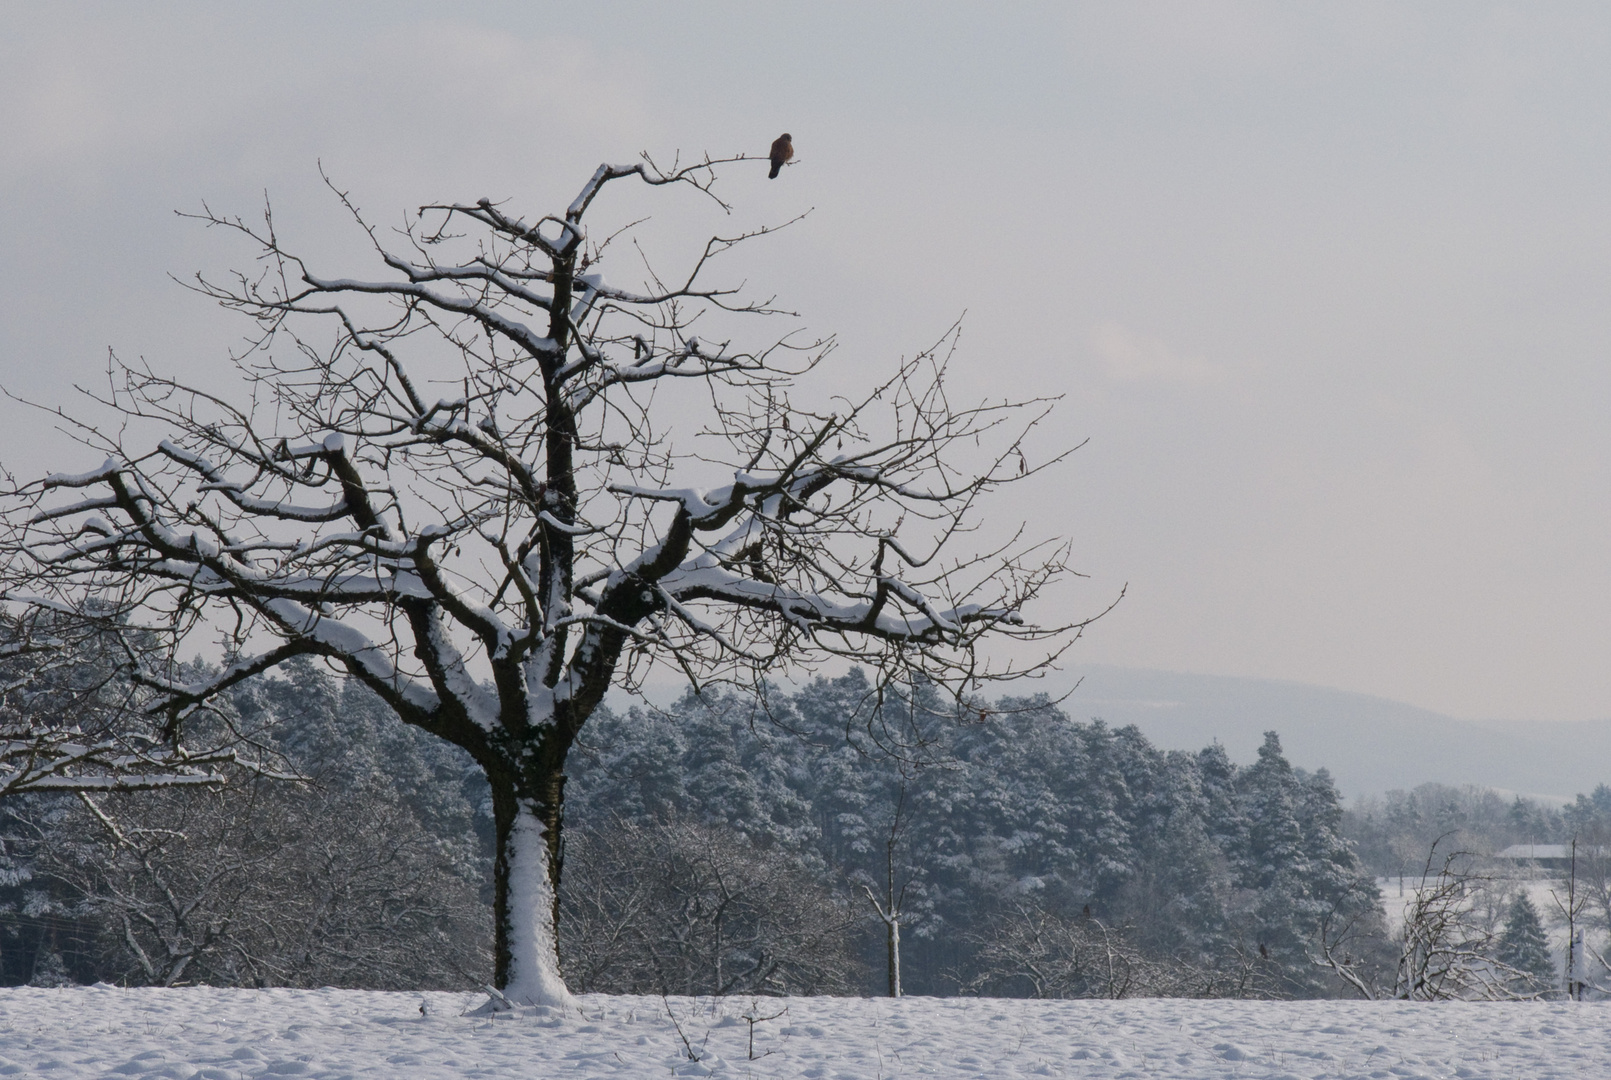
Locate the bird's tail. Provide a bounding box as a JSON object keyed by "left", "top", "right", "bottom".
{"left": 769, "top": 161, "right": 782, "bottom": 179}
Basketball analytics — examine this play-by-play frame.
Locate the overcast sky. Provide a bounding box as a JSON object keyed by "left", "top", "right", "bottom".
{"left": 2, "top": 2, "right": 1609, "bottom": 722}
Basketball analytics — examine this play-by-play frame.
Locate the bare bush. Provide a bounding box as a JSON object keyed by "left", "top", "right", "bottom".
{"left": 1317, "top": 839, "right": 1544, "bottom": 1000}
{"left": 39, "top": 775, "right": 488, "bottom": 988}
{"left": 559, "top": 817, "right": 860, "bottom": 996}
{"left": 968, "top": 901, "right": 1243, "bottom": 999}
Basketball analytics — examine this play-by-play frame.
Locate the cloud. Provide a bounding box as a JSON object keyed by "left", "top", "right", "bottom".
{"left": 1088, "top": 321, "right": 1225, "bottom": 384}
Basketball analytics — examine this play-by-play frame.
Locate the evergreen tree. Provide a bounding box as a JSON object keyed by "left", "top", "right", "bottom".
{"left": 1298, "top": 768, "right": 1381, "bottom": 924}
{"left": 1496, "top": 892, "right": 1555, "bottom": 993}
{"left": 1219, "top": 732, "right": 1381, "bottom": 995}
{"left": 1232, "top": 732, "right": 1313, "bottom": 988}
{"left": 9, "top": 660, "right": 1393, "bottom": 997}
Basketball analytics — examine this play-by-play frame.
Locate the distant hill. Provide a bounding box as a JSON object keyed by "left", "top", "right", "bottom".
{"left": 1053, "top": 666, "right": 1611, "bottom": 803}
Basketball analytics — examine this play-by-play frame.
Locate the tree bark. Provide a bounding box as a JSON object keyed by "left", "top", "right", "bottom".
{"left": 886, "top": 912, "right": 902, "bottom": 998}
{"left": 490, "top": 772, "right": 573, "bottom": 1006}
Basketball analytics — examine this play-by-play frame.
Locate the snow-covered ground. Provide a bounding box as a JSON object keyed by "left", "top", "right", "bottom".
{"left": 1, "top": 987, "right": 1609, "bottom": 1079}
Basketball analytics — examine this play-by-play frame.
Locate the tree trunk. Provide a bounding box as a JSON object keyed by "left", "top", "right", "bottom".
{"left": 491, "top": 779, "right": 574, "bottom": 1006}
{"left": 886, "top": 914, "right": 902, "bottom": 998}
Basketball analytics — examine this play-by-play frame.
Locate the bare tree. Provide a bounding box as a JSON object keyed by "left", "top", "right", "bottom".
{"left": 559, "top": 817, "right": 860, "bottom": 996}
{"left": 860, "top": 775, "right": 913, "bottom": 997}
{"left": 1571, "top": 836, "right": 1611, "bottom": 937}
{"left": 968, "top": 901, "right": 1212, "bottom": 999}
{"left": 39, "top": 773, "right": 488, "bottom": 989}
{"left": 1562, "top": 832, "right": 1611, "bottom": 997}
{"left": 1547, "top": 836, "right": 1591, "bottom": 1000}
{"left": 0, "top": 154, "right": 1080, "bottom": 1003}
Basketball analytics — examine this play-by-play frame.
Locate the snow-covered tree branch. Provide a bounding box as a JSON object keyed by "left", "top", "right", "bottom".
{"left": 0, "top": 612, "right": 242, "bottom": 800}
{"left": 0, "top": 153, "right": 1087, "bottom": 1003}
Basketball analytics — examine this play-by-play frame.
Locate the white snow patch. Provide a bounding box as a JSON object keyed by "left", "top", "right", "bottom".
{"left": 0, "top": 989, "right": 1606, "bottom": 1077}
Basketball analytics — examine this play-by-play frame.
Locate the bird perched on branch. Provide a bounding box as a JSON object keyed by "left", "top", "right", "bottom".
{"left": 769, "top": 133, "right": 793, "bottom": 179}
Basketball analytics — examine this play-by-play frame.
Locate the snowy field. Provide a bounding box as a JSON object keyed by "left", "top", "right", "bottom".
{"left": 0, "top": 988, "right": 1608, "bottom": 1079}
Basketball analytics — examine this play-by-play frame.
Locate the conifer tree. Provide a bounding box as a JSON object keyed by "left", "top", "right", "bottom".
{"left": 1496, "top": 892, "right": 1555, "bottom": 993}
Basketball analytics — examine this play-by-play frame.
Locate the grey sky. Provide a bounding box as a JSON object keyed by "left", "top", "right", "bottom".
{"left": 2, "top": 2, "right": 1608, "bottom": 721}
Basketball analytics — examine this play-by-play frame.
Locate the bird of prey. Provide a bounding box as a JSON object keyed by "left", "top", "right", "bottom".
{"left": 769, "top": 133, "right": 793, "bottom": 179}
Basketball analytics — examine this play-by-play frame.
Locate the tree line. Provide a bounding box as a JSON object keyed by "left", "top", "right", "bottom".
{"left": 2, "top": 659, "right": 1394, "bottom": 998}
{"left": 562, "top": 669, "right": 1387, "bottom": 998}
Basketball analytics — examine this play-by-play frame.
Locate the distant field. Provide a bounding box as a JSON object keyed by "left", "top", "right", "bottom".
{"left": 0, "top": 986, "right": 1605, "bottom": 1078}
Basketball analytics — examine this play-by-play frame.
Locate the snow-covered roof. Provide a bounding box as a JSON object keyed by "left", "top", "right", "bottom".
{"left": 1494, "top": 844, "right": 1575, "bottom": 860}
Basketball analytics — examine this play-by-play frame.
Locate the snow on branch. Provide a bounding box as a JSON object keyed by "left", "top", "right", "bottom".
{"left": 2, "top": 152, "right": 1092, "bottom": 779}
{"left": 0, "top": 614, "right": 248, "bottom": 799}
{"left": 0, "top": 152, "right": 1109, "bottom": 1003}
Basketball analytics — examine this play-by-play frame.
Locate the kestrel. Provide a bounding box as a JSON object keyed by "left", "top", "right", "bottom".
{"left": 769, "top": 133, "right": 793, "bottom": 179}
